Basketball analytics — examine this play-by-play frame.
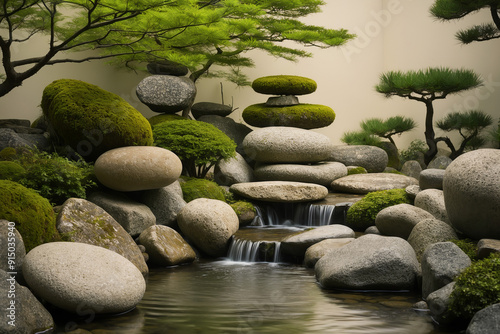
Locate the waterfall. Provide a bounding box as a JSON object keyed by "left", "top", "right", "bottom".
{"left": 251, "top": 202, "right": 341, "bottom": 226}
{"left": 227, "top": 237, "right": 281, "bottom": 263}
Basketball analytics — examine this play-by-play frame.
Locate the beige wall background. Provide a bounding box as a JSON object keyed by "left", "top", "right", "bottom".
{"left": 1, "top": 0, "right": 499, "bottom": 150}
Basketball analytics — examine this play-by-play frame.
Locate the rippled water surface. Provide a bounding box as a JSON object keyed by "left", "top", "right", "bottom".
{"left": 53, "top": 260, "right": 458, "bottom": 334}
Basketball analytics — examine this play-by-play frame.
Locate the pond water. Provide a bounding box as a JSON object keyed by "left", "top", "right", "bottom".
{"left": 52, "top": 260, "right": 459, "bottom": 334}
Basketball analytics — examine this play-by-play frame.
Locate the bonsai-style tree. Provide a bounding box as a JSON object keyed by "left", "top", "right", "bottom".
{"left": 436, "top": 110, "right": 493, "bottom": 159}
{"left": 152, "top": 119, "right": 236, "bottom": 178}
{"left": 0, "top": 0, "right": 354, "bottom": 98}
{"left": 430, "top": 0, "right": 500, "bottom": 44}
{"left": 375, "top": 67, "right": 483, "bottom": 165}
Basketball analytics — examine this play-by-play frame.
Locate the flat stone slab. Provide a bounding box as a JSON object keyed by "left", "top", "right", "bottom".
{"left": 230, "top": 181, "right": 328, "bottom": 202}
{"left": 330, "top": 173, "right": 418, "bottom": 194}
{"left": 254, "top": 161, "right": 347, "bottom": 187}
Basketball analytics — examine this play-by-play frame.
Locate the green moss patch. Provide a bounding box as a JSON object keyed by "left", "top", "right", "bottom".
{"left": 148, "top": 113, "right": 186, "bottom": 126}
{"left": 242, "top": 103, "right": 335, "bottom": 129}
{"left": 252, "top": 75, "right": 317, "bottom": 95}
{"left": 180, "top": 177, "right": 227, "bottom": 202}
{"left": 346, "top": 188, "right": 410, "bottom": 231}
{"left": 0, "top": 161, "right": 26, "bottom": 182}
{"left": 0, "top": 180, "right": 59, "bottom": 251}
{"left": 42, "top": 79, "right": 153, "bottom": 161}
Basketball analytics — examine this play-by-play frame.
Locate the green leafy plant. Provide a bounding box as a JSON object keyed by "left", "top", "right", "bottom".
{"left": 9, "top": 149, "right": 96, "bottom": 205}
{"left": 436, "top": 110, "right": 493, "bottom": 159}
{"left": 448, "top": 254, "right": 500, "bottom": 320}
{"left": 346, "top": 188, "right": 411, "bottom": 231}
{"left": 153, "top": 120, "right": 237, "bottom": 178}
{"left": 341, "top": 131, "right": 382, "bottom": 146}
{"left": 0, "top": 0, "right": 354, "bottom": 98}
{"left": 399, "top": 139, "right": 427, "bottom": 165}
{"left": 375, "top": 67, "right": 483, "bottom": 164}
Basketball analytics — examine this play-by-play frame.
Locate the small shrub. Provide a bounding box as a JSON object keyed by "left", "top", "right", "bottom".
{"left": 180, "top": 177, "right": 227, "bottom": 202}
{"left": 11, "top": 149, "right": 96, "bottom": 205}
{"left": 153, "top": 120, "right": 236, "bottom": 178}
{"left": 346, "top": 188, "right": 410, "bottom": 231}
{"left": 0, "top": 147, "right": 17, "bottom": 160}
{"left": 448, "top": 254, "right": 500, "bottom": 320}
{"left": 399, "top": 139, "right": 427, "bottom": 165}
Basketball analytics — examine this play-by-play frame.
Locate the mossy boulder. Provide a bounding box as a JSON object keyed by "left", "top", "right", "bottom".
{"left": 252, "top": 75, "right": 317, "bottom": 96}
{"left": 0, "top": 161, "right": 26, "bottom": 181}
{"left": 0, "top": 180, "right": 59, "bottom": 252}
{"left": 0, "top": 147, "right": 17, "bottom": 160}
{"left": 242, "top": 103, "right": 335, "bottom": 129}
{"left": 41, "top": 79, "right": 153, "bottom": 161}
{"left": 346, "top": 188, "right": 411, "bottom": 231}
{"left": 180, "top": 177, "right": 227, "bottom": 202}
{"left": 230, "top": 200, "right": 256, "bottom": 226}
{"left": 148, "top": 113, "right": 186, "bottom": 127}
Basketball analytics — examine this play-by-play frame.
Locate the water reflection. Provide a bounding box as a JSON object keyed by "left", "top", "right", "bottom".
{"left": 53, "top": 260, "right": 457, "bottom": 333}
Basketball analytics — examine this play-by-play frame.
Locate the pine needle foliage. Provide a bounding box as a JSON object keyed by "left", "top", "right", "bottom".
{"left": 0, "top": 0, "right": 355, "bottom": 97}
{"left": 375, "top": 67, "right": 483, "bottom": 164}
{"left": 436, "top": 110, "right": 493, "bottom": 158}
{"left": 430, "top": 0, "right": 500, "bottom": 44}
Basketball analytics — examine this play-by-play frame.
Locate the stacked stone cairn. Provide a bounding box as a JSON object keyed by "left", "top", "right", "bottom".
{"left": 234, "top": 75, "right": 346, "bottom": 199}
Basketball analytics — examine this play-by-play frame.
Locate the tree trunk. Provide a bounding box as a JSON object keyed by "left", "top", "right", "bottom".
{"left": 423, "top": 100, "right": 438, "bottom": 165}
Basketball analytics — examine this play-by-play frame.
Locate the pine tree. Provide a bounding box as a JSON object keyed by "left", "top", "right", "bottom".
{"left": 436, "top": 110, "right": 493, "bottom": 159}
{"left": 430, "top": 0, "right": 500, "bottom": 44}
{"left": 0, "top": 0, "right": 354, "bottom": 98}
{"left": 375, "top": 67, "right": 483, "bottom": 165}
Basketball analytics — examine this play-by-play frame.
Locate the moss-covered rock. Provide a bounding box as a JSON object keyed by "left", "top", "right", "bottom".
{"left": 0, "top": 161, "right": 26, "bottom": 181}
{"left": 346, "top": 188, "right": 411, "bottom": 231}
{"left": 242, "top": 103, "right": 335, "bottom": 129}
{"left": 230, "top": 200, "right": 256, "bottom": 226}
{"left": 252, "top": 75, "right": 317, "bottom": 96}
{"left": 0, "top": 147, "right": 17, "bottom": 160}
{"left": 0, "top": 180, "right": 59, "bottom": 252}
{"left": 148, "top": 113, "right": 186, "bottom": 127}
{"left": 347, "top": 166, "right": 368, "bottom": 175}
{"left": 180, "top": 177, "right": 227, "bottom": 202}
{"left": 41, "top": 79, "right": 153, "bottom": 161}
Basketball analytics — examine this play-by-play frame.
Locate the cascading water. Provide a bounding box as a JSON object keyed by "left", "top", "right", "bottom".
{"left": 227, "top": 201, "right": 352, "bottom": 263}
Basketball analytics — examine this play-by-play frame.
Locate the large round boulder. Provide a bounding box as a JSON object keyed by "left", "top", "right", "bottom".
{"left": 407, "top": 218, "right": 458, "bottom": 262}
{"left": 41, "top": 79, "right": 153, "bottom": 161}
{"left": 56, "top": 198, "right": 148, "bottom": 276}
{"left": 328, "top": 145, "right": 388, "bottom": 173}
{"left": 136, "top": 75, "right": 196, "bottom": 113}
{"left": 252, "top": 75, "right": 317, "bottom": 95}
{"left": 375, "top": 203, "right": 435, "bottom": 239}
{"left": 94, "top": 146, "right": 182, "bottom": 192}
{"left": 315, "top": 234, "right": 419, "bottom": 290}
{"left": 242, "top": 104, "right": 335, "bottom": 129}
{"left": 242, "top": 126, "right": 332, "bottom": 163}
{"left": 177, "top": 199, "right": 239, "bottom": 257}
{"left": 443, "top": 149, "right": 500, "bottom": 240}
{"left": 22, "top": 242, "right": 146, "bottom": 314}
{"left": 254, "top": 161, "right": 347, "bottom": 187}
